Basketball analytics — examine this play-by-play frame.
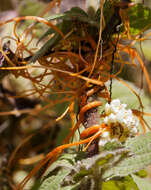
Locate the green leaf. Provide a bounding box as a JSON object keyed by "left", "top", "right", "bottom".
{"left": 18, "top": 0, "right": 45, "bottom": 17}
{"left": 46, "top": 13, "right": 66, "bottom": 21}
{"left": 135, "top": 170, "right": 148, "bottom": 178}
{"left": 73, "top": 147, "right": 128, "bottom": 184}
{"left": 102, "top": 180, "right": 120, "bottom": 190}
{"left": 104, "top": 153, "right": 151, "bottom": 179}
{"left": 38, "top": 6, "right": 97, "bottom": 44}
{"left": 125, "top": 132, "right": 151, "bottom": 155}
{"left": 30, "top": 19, "right": 73, "bottom": 62}
{"left": 67, "top": 7, "right": 88, "bottom": 17}
{"left": 103, "top": 132, "right": 151, "bottom": 179}
{"left": 46, "top": 7, "right": 88, "bottom": 23}
{"left": 40, "top": 152, "right": 84, "bottom": 189}
{"left": 131, "top": 174, "right": 151, "bottom": 190}
{"left": 30, "top": 6, "right": 100, "bottom": 62}
{"left": 41, "top": 7, "right": 88, "bottom": 23}
{"left": 37, "top": 23, "right": 62, "bottom": 45}
{"left": 128, "top": 4, "right": 151, "bottom": 35}
{"left": 64, "top": 7, "right": 98, "bottom": 27}
{"left": 37, "top": 9, "right": 85, "bottom": 45}
{"left": 78, "top": 148, "right": 127, "bottom": 170}
{"left": 43, "top": 153, "right": 77, "bottom": 178}
{"left": 30, "top": 32, "right": 61, "bottom": 62}
{"left": 39, "top": 169, "right": 70, "bottom": 190}
{"left": 102, "top": 176, "right": 139, "bottom": 190}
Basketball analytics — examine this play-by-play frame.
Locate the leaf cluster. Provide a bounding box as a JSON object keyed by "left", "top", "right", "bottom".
{"left": 39, "top": 132, "right": 151, "bottom": 190}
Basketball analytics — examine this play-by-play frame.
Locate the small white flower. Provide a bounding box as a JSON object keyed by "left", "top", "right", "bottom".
{"left": 103, "top": 99, "right": 139, "bottom": 140}
{"left": 108, "top": 113, "right": 117, "bottom": 123}
{"left": 110, "top": 106, "right": 119, "bottom": 114}
{"left": 111, "top": 99, "right": 120, "bottom": 107}
{"left": 99, "top": 99, "right": 139, "bottom": 150}
{"left": 131, "top": 127, "right": 138, "bottom": 134}
{"left": 105, "top": 103, "right": 111, "bottom": 114}
{"left": 104, "top": 117, "right": 109, "bottom": 124}
{"left": 99, "top": 139, "right": 108, "bottom": 147}
{"left": 101, "top": 131, "right": 110, "bottom": 138}
{"left": 121, "top": 104, "right": 127, "bottom": 109}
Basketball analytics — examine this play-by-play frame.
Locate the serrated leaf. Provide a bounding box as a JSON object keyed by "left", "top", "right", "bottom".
{"left": 103, "top": 132, "right": 151, "bottom": 179}
{"left": 131, "top": 174, "right": 151, "bottom": 190}
{"left": 73, "top": 148, "right": 128, "bottom": 184}
{"left": 39, "top": 169, "right": 70, "bottom": 190}
{"left": 128, "top": 4, "right": 151, "bottom": 35}
{"left": 78, "top": 148, "right": 127, "bottom": 171}
{"left": 102, "top": 140, "right": 122, "bottom": 151}
{"left": 125, "top": 132, "right": 151, "bottom": 155}
{"left": 104, "top": 152, "right": 151, "bottom": 179}
{"left": 43, "top": 153, "right": 76, "bottom": 178}
{"left": 102, "top": 176, "right": 139, "bottom": 190}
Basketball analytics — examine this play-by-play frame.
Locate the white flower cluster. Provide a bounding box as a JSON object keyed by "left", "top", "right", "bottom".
{"left": 99, "top": 99, "right": 139, "bottom": 147}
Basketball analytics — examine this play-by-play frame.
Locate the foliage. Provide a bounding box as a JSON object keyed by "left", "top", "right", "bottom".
{"left": 0, "top": 0, "right": 151, "bottom": 190}
{"left": 128, "top": 3, "right": 151, "bottom": 35}
{"left": 132, "top": 174, "right": 151, "bottom": 190}
{"left": 39, "top": 132, "right": 151, "bottom": 189}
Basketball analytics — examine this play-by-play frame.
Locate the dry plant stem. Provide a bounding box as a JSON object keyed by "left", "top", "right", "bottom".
{"left": 89, "top": 0, "right": 105, "bottom": 77}
{"left": 0, "top": 65, "right": 105, "bottom": 86}
{"left": 82, "top": 93, "right": 101, "bottom": 157}
{"left": 63, "top": 101, "right": 102, "bottom": 144}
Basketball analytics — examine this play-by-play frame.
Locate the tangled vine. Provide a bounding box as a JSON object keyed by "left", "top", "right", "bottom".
{"left": 1, "top": 0, "right": 151, "bottom": 189}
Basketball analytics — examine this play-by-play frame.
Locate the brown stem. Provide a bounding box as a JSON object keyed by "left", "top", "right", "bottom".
{"left": 82, "top": 88, "right": 101, "bottom": 157}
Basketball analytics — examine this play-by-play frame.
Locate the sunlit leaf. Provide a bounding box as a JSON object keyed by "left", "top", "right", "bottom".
{"left": 132, "top": 174, "right": 151, "bottom": 190}
{"left": 102, "top": 180, "right": 121, "bottom": 190}
{"left": 128, "top": 4, "right": 151, "bottom": 35}
{"left": 103, "top": 132, "right": 151, "bottom": 179}
{"left": 102, "top": 176, "right": 139, "bottom": 190}
{"left": 43, "top": 153, "right": 77, "bottom": 179}
{"left": 125, "top": 132, "right": 151, "bottom": 155}
{"left": 39, "top": 169, "right": 70, "bottom": 190}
